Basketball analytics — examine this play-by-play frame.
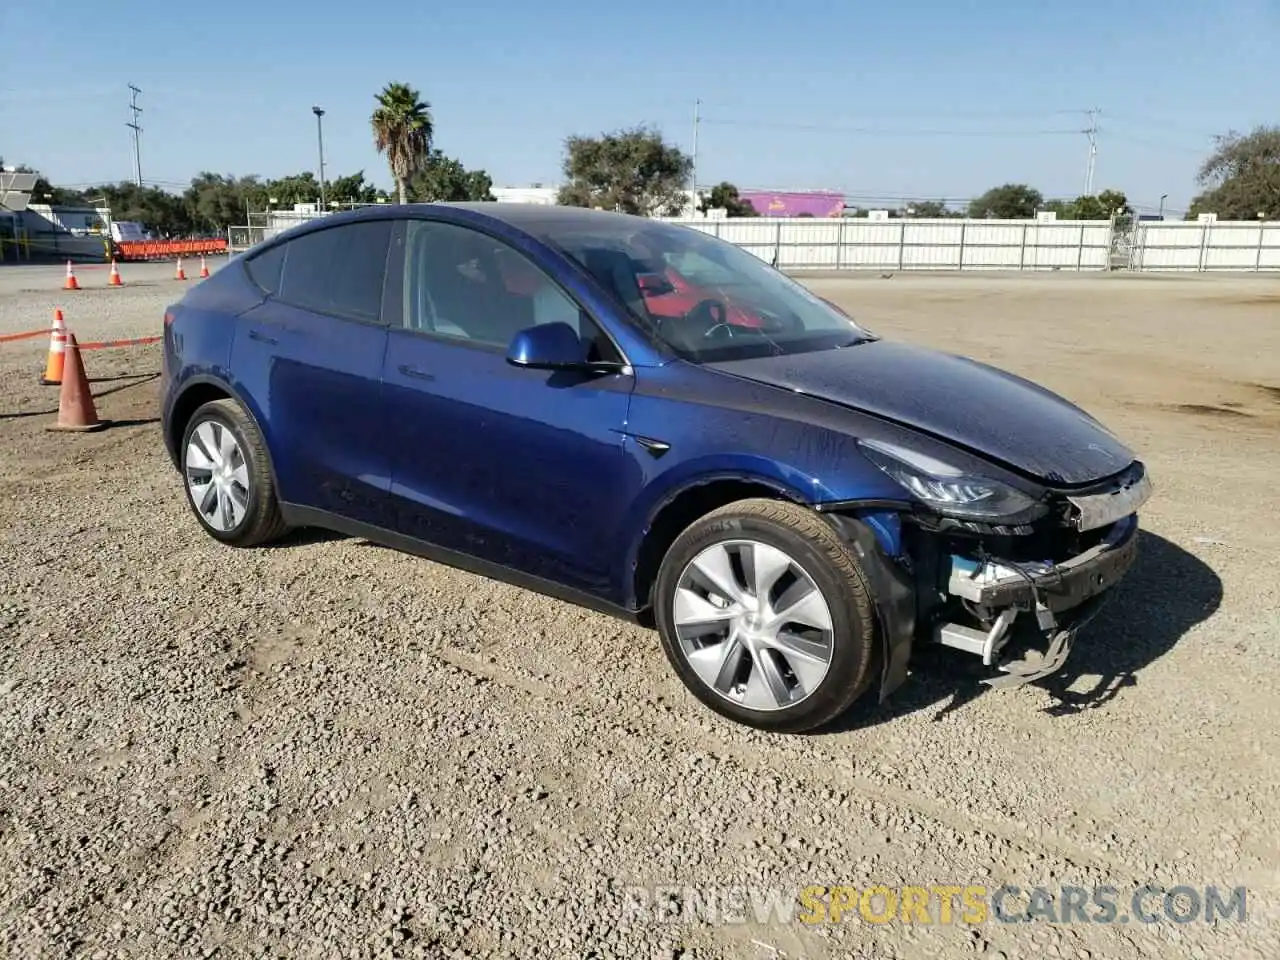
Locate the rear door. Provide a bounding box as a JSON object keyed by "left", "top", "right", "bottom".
{"left": 230, "top": 218, "right": 399, "bottom": 527}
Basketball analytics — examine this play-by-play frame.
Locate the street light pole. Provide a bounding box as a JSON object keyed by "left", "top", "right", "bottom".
{"left": 312, "top": 106, "right": 327, "bottom": 211}
{"left": 1158, "top": 194, "right": 1168, "bottom": 219}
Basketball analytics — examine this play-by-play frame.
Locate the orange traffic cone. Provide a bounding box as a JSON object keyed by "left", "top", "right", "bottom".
{"left": 45, "top": 334, "right": 104, "bottom": 433}
{"left": 63, "top": 261, "right": 80, "bottom": 290}
{"left": 174, "top": 257, "right": 187, "bottom": 281}
{"left": 108, "top": 259, "right": 124, "bottom": 286}
{"left": 39, "top": 308, "right": 68, "bottom": 386}
{"left": 199, "top": 255, "right": 210, "bottom": 279}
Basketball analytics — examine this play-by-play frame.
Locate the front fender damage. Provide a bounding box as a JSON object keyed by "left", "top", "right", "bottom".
{"left": 823, "top": 514, "right": 915, "bottom": 701}
{"left": 823, "top": 508, "right": 1139, "bottom": 698}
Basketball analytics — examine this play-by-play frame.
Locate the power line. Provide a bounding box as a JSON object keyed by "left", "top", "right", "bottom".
{"left": 700, "top": 117, "right": 1084, "bottom": 137}
{"left": 691, "top": 101, "right": 1094, "bottom": 121}
{"left": 1102, "top": 130, "right": 1211, "bottom": 157}
{"left": 126, "top": 84, "right": 143, "bottom": 187}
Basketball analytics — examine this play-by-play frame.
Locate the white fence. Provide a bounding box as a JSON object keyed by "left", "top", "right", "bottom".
{"left": 663, "top": 217, "right": 1115, "bottom": 271}
{"left": 227, "top": 207, "right": 1280, "bottom": 273}
{"left": 1130, "top": 220, "right": 1280, "bottom": 272}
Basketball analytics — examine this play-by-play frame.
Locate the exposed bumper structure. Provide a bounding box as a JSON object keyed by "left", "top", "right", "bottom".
{"left": 934, "top": 513, "right": 1141, "bottom": 688}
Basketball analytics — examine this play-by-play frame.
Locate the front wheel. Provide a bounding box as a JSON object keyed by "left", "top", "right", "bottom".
{"left": 653, "top": 498, "right": 878, "bottom": 733}
{"left": 180, "top": 398, "right": 287, "bottom": 547}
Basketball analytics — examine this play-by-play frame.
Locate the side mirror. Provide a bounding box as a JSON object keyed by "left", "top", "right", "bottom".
{"left": 506, "top": 322, "right": 587, "bottom": 369}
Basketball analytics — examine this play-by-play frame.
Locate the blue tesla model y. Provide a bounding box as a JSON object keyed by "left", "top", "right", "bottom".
{"left": 160, "top": 203, "right": 1153, "bottom": 732}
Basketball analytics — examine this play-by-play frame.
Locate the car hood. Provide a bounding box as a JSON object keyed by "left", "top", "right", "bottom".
{"left": 707, "top": 340, "right": 1135, "bottom": 486}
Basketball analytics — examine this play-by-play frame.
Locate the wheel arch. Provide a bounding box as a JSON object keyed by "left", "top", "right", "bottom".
{"left": 629, "top": 473, "right": 918, "bottom": 704}
{"left": 168, "top": 376, "right": 276, "bottom": 481}
{"left": 627, "top": 473, "right": 811, "bottom": 623}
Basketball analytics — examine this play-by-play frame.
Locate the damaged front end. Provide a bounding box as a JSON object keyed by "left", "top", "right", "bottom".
{"left": 824, "top": 450, "right": 1154, "bottom": 697}
{"left": 933, "top": 510, "right": 1140, "bottom": 688}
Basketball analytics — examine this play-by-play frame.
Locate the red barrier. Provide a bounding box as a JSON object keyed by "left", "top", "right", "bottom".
{"left": 78, "top": 335, "right": 162, "bottom": 350}
{"left": 2, "top": 328, "right": 161, "bottom": 349}
{"left": 115, "top": 239, "right": 228, "bottom": 261}
{"left": 0, "top": 328, "right": 49, "bottom": 344}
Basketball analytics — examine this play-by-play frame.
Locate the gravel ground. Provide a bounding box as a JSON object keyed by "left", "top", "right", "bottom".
{"left": 1, "top": 263, "right": 1279, "bottom": 959}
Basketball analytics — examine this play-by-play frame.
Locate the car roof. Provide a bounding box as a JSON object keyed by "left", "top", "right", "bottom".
{"left": 317, "top": 201, "right": 655, "bottom": 242}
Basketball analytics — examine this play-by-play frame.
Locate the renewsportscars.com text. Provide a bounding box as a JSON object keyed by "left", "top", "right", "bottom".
{"left": 617, "top": 883, "right": 1248, "bottom": 926}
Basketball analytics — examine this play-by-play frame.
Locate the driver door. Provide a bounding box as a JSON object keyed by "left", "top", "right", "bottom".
{"left": 380, "top": 219, "right": 638, "bottom": 601}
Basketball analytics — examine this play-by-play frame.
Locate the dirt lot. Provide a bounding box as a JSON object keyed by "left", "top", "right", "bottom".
{"left": 2, "top": 262, "right": 1278, "bottom": 959}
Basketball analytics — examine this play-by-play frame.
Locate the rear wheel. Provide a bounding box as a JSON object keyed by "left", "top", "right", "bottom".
{"left": 180, "top": 398, "right": 287, "bottom": 547}
{"left": 654, "top": 498, "right": 878, "bottom": 733}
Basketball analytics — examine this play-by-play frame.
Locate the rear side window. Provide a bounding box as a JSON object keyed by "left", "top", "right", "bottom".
{"left": 275, "top": 220, "right": 394, "bottom": 323}
{"left": 244, "top": 243, "right": 286, "bottom": 294}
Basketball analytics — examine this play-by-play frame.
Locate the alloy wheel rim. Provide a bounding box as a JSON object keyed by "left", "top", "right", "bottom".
{"left": 672, "top": 538, "right": 835, "bottom": 712}
{"left": 184, "top": 419, "right": 250, "bottom": 533}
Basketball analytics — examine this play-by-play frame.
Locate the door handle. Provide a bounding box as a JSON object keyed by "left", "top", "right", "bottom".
{"left": 247, "top": 328, "right": 278, "bottom": 345}
{"left": 398, "top": 364, "right": 434, "bottom": 381}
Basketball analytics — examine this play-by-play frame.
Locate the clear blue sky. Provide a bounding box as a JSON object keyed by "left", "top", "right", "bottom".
{"left": 3, "top": 0, "right": 1276, "bottom": 214}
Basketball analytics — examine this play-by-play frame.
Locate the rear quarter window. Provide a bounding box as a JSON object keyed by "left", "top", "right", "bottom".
{"left": 244, "top": 243, "right": 287, "bottom": 294}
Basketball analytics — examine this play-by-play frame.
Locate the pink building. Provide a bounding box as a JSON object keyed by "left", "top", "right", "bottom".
{"left": 738, "top": 190, "right": 846, "bottom": 218}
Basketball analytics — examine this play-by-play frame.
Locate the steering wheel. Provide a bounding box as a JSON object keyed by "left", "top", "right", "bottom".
{"left": 756, "top": 309, "right": 805, "bottom": 336}
{"left": 687, "top": 298, "right": 734, "bottom": 340}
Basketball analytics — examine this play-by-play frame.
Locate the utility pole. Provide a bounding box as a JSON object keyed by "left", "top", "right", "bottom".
{"left": 1083, "top": 107, "right": 1101, "bottom": 196}
{"left": 691, "top": 98, "right": 701, "bottom": 205}
{"left": 126, "top": 84, "right": 143, "bottom": 187}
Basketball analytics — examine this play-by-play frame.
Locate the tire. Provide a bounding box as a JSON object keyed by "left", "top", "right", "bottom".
{"left": 179, "top": 398, "right": 287, "bottom": 547}
{"left": 653, "top": 497, "right": 877, "bottom": 733}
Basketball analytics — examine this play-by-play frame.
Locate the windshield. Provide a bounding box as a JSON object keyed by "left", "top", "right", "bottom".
{"left": 537, "top": 217, "right": 875, "bottom": 362}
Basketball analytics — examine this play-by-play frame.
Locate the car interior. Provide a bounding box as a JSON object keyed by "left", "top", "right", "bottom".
{"left": 563, "top": 243, "right": 730, "bottom": 353}
{"left": 404, "top": 224, "right": 623, "bottom": 364}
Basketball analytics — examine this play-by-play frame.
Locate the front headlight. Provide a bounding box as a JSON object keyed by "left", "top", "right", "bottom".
{"left": 858, "top": 439, "right": 1046, "bottom": 522}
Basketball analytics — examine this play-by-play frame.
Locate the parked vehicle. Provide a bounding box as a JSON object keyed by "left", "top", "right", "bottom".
{"left": 160, "top": 203, "right": 1153, "bottom": 732}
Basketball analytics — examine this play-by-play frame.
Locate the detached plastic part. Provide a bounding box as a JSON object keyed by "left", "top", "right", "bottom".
{"left": 981, "top": 597, "right": 1107, "bottom": 690}
{"left": 932, "top": 592, "right": 1109, "bottom": 691}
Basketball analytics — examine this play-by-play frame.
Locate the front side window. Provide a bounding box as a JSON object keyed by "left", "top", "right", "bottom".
{"left": 402, "top": 219, "right": 621, "bottom": 363}
{"left": 537, "top": 218, "right": 875, "bottom": 362}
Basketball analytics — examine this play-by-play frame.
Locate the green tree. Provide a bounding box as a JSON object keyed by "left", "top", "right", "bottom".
{"left": 558, "top": 126, "right": 692, "bottom": 217}
{"left": 409, "top": 150, "right": 495, "bottom": 202}
{"left": 698, "top": 181, "right": 758, "bottom": 217}
{"left": 968, "top": 183, "right": 1044, "bottom": 219}
{"left": 899, "top": 200, "right": 953, "bottom": 218}
{"left": 1096, "top": 189, "right": 1132, "bottom": 217}
{"left": 86, "top": 182, "right": 194, "bottom": 236}
{"left": 1188, "top": 125, "right": 1280, "bottom": 220}
{"left": 326, "top": 170, "right": 385, "bottom": 204}
{"left": 262, "top": 172, "right": 322, "bottom": 208}
{"left": 1042, "top": 190, "right": 1132, "bottom": 220}
{"left": 0, "top": 160, "right": 82, "bottom": 205}
{"left": 184, "top": 173, "right": 251, "bottom": 231}
{"left": 371, "top": 82, "right": 434, "bottom": 205}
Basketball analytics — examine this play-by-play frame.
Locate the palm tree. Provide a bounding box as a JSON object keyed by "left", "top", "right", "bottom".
{"left": 371, "top": 82, "right": 433, "bottom": 204}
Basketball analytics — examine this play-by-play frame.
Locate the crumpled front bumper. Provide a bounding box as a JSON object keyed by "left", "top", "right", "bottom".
{"left": 947, "top": 514, "right": 1140, "bottom": 615}
{"left": 935, "top": 514, "right": 1141, "bottom": 689}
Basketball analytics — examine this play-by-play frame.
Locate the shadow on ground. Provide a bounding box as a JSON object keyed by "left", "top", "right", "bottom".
{"left": 258, "top": 527, "right": 350, "bottom": 549}
{"left": 0, "top": 373, "right": 160, "bottom": 420}
{"left": 823, "top": 531, "right": 1222, "bottom": 732}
